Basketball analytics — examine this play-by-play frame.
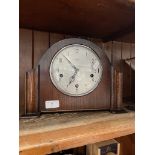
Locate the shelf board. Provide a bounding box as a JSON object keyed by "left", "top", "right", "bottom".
{"left": 20, "top": 0, "right": 135, "bottom": 40}
{"left": 20, "top": 111, "right": 135, "bottom": 155}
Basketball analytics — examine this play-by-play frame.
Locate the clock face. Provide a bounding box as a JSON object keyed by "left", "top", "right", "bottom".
{"left": 49, "top": 44, "right": 103, "bottom": 96}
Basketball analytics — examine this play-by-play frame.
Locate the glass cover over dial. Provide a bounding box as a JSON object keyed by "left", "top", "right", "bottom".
{"left": 49, "top": 44, "right": 103, "bottom": 96}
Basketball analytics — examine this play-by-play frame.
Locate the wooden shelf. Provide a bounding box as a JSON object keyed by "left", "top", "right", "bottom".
{"left": 20, "top": 111, "right": 135, "bottom": 155}
{"left": 20, "top": 0, "right": 135, "bottom": 40}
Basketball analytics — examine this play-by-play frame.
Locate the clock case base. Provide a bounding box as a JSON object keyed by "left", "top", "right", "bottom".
{"left": 22, "top": 38, "right": 124, "bottom": 116}
{"left": 23, "top": 66, "right": 124, "bottom": 116}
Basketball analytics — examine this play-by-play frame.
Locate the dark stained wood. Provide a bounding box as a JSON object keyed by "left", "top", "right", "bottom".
{"left": 110, "top": 67, "right": 117, "bottom": 110}
{"left": 25, "top": 67, "right": 40, "bottom": 115}
{"left": 122, "top": 42, "right": 135, "bottom": 103}
{"left": 50, "top": 33, "right": 65, "bottom": 46}
{"left": 104, "top": 41, "right": 112, "bottom": 62}
{"left": 64, "top": 34, "right": 78, "bottom": 39}
{"left": 116, "top": 134, "right": 135, "bottom": 155}
{"left": 19, "top": 0, "right": 134, "bottom": 39}
{"left": 19, "top": 29, "right": 135, "bottom": 114}
{"left": 112, "top": 41, "right": 122, "bottom": 71}
{"left": 105, "top": 41, "right": 135, "bottom": 103}
{"left": 131, "top": 70, "right": 135, "bottom": 102}
{"left": 122, "top": 43, "right": 131, "bottom": 101}
{"left": 25, "top": 71, "right": 35, "bottom": 114}
{"left": 110, "top": 68, "right": 123, "bottom": 111}
{"left": 73, "top": 146, "right": 86, "bottom": 155}
{"left": 122, "top": 43, "right": 131, "bottom": 60}
{"left": 88, "top": 38, "right": 103, "bottom": 49}
{"left": 102, "top": 22, "right": 134, "bottom": 42}
{"left": 116, "top": 72, "right": 123, "bottom": 109}
{"left": 131, "top": 43, "right": 135, "bottom": 58}
{"left": 38, "top": 38, "right": 111, "bottom": 112}
{"left": 115, "top": 32, "right": 135, "bottom": 43}
{"left": 19, "top": 29, "right": 32, "bottom": 115}
{"left": 122, "top": 62, "right": 132, "bottom": 102}
{"left": 33, "top": 31, "right": 49, "bottom": 67}
{"left": 131, "top": 44, "right": 135, "bottom": 101}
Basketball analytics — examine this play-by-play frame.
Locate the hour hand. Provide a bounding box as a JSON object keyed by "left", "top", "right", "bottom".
{"left": 67, "top": 69, "right": 78, "bottom": 87}
{"left": 67, "top": 75, "right": 75, "bottom": 86}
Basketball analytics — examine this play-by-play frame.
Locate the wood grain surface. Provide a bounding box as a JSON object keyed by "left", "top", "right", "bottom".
{"left": 116, "top": 134, "right": 135, "bottom": 155}
{"left": 38, "top": 38, "right": 111, "bottom": 112}
{"left": 19, "top": 111, "right": 135, "bottom": 155}
{"left": 34, "top": 31, "right": 49, "bottom": 67}
{"left": 19, "top": 29, "right": 135, "bottom": 115}
{"left": 25, "top": 67, "right": 40, "bottom": 114}
{"left": 19, "top": 0, "right": 134, "bottom": 40}
{"left": 19, "top": 29, "right": 32, "bottom": 115}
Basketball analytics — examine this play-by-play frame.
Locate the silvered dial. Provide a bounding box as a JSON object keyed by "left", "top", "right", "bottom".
{"left": 49, "top": 44, "right": 103, "bottom": 96}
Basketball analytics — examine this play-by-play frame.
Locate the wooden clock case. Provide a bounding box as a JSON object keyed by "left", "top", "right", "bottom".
{"left": 24, "top": 38, "right": 123, "bottom": 116}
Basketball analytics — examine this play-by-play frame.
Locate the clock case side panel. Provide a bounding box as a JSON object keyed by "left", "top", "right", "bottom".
{"left": 24, "top": 65, "right": 40, "bottom": 116}
{"left": 37, "top": 38, "right": 111, "bottom": 112}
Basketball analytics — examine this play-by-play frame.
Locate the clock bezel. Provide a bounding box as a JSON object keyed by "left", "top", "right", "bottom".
{"left": 49, "top": 44, "right": 103, "bottom": 97}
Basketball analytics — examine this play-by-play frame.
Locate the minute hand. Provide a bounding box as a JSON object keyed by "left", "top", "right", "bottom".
{"left": 63, "top": 55, "right": 78, "bottom": 70}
